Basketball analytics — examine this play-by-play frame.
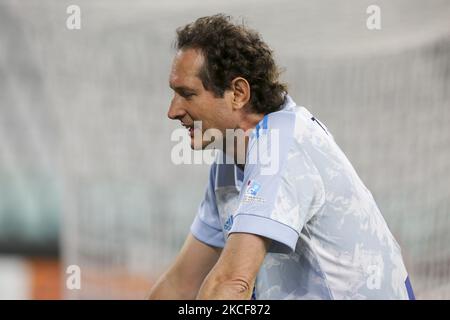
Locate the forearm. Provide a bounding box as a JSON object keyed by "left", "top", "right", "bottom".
{"left": 148, "top": 273, "right": 197, "bottom": 300}
{"left": 196, "top": 233, "right": 269, "bottom": 300}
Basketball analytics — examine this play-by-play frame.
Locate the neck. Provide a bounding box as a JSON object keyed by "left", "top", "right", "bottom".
{"left": 223, "top": 111, "right": 265, "bottom": 170}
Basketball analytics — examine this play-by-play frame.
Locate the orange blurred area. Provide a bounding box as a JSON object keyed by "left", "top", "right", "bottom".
{"left": 29, "top": 258, "right": 61, "bottom": 300}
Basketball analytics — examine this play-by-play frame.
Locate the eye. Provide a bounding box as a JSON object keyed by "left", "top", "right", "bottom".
{"left": 182, "top": 92, "right": 195, "bottom": 100}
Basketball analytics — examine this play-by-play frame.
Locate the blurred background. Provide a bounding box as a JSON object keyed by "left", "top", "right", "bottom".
{"left": 0, "top": 0, "right": 449, "bottom": 299}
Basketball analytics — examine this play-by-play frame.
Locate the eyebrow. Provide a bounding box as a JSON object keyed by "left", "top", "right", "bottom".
{"left": 169, "top": 83, "right": 196, "bottom": 93}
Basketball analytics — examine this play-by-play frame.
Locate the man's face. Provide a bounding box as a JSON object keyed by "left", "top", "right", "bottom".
{"left": 168, "top": 48, "right": 237, "bottom": 149}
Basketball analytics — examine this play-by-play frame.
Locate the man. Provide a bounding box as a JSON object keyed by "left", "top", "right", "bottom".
{"left": 148, "top": 14, "right": 414, "bottom": 300}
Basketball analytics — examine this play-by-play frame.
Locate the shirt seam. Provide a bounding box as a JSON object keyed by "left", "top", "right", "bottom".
{"left": 304, "top": 225, "right": 335, "bottom": 300}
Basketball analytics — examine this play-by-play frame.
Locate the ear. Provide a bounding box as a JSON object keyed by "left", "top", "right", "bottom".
{"left": 230, "top": 77, "right": 251, "bottom": 110}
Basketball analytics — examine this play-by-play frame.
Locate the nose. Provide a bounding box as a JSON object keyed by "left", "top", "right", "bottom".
{"left": 167, "top": 96, "right": 186, "bottom": 120}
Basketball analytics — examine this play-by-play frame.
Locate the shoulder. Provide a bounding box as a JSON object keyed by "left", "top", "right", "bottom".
{"left": 246, "top": 96, "right": 303, "bottom": 173}
{"left": 249, "top": 95, "right": 317, "bottom": 148}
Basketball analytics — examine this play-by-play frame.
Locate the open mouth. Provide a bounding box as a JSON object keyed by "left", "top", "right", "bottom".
{"left": 182, "top": 123, "right": 195, "bottom": 137}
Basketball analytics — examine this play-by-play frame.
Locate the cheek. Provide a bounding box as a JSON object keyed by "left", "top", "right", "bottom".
{"left": 193, "top": 98, "right": 217, "bottom": 122}
{"left": 215, "top": 103, "right": 234, "bottom": 126}
{"left": 194, "top": 96, "right": 231, "bottom": 128}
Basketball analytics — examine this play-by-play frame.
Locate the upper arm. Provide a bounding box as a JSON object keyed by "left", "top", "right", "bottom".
{"left": 197, "top": 232, "right": 271, "bottom": 299}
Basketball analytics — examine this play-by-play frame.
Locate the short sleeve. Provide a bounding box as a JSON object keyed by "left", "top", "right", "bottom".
{"left": 190, "top": 163, "right": 226, "bottom": 248}
{"left": 229, "top": 111, "right": 324, "bottom": 253}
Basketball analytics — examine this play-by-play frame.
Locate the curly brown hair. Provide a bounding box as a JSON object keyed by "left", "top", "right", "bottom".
{"left": 175, "top": 14, "right": 288, "bottom": 114}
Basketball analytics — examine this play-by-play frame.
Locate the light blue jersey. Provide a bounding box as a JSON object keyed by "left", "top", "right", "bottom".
{"left": 191, "top": 95, "right": 414, "bottom": 300}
